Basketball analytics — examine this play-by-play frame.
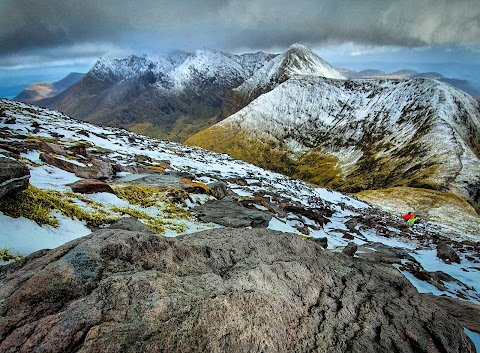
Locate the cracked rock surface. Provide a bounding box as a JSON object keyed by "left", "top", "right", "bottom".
{"left": 0, "top": 228, "right": 475, "bottom": 353}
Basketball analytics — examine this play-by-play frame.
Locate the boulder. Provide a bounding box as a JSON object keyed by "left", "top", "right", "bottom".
{"left": 0, "top": 228, "right": 474, "bottom": 353}
{"left": 40, "top": 153, "right": 113, "bottom": 180}
{"left": 108, "top": 217, "right": 154, "bottom": 234}
{"left": 69, "top": 179, "right": 115, "bottom": 194}
{"left": 0, "top": 158, "right": 30, "bottom": 199}
{"left": 422, "top": 294, "right": 480, "bottom": 333}
{"left": 283, "top": 205, "right": 334, "bottom": 226}
{"left": 343, "top": 242, "right": 358, "bottom": 256}
{"left": 38, "top": 141, "right": 67, "bottom": 156}
{"left": 192, "top": 197, "right": 272, "bottom": 228}
{"left": 208, "top": 181, "right": 229, "bottom": 199}
{"left": 437, "top": 241, "right": 461, "bottom": 264}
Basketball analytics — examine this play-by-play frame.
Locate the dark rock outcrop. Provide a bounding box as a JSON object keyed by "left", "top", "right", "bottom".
{"left": 40, "top": 153, "right": 113, "bottom": 180}
{"left": 0, "top": 228, "right": 474, "bottom": 353}
{"left": 343, "top": 242, "right": 358, "bottom": 256}
{"left": 68, "top": 179, "right": 115, "bottom": 194}
{"left": 38, "top": 141, "right": 67, "bottom": 156}
{"left": 0, "top": 158, "right": 30, "bottom": 199}
{"left": 437, "top": 241, "right": 462, "bottom": 264}
{"left": 108, "top": 217, "right": 154, "bottom": 234}
{"left": 422, "top": 294, "right": 480, "bottom": 333}
{"left": 192, "top": 197, "right": 272, "bottom": 228}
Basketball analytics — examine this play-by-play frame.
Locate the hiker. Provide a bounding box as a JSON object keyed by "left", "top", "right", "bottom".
{"left": 403, "top": 212, "right": 414, "bottom": 222}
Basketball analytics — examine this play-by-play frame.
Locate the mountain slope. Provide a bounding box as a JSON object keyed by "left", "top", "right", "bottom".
{"left": 1, "top": 96, "right": 479, "bottom": 339}
{"left": 37, "top": 50, "right": 275, "bottom": 141}
{"left": 187, "top": 77, "right": 480, "bottom": 212}
{"left": 220, "top": 43, "right": 345, "bottom": 119}
{"left": 13, "top": 72, "right": 85, "bottom": 103}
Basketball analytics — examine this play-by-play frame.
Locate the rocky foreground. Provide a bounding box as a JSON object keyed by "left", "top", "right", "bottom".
{"left": 0, "top": 228, "right": 475, "bottom": 353}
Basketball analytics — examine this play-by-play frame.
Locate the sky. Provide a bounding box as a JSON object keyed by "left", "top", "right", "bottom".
{"left": 1, "top": 0, "right": 480, "bottom": 98}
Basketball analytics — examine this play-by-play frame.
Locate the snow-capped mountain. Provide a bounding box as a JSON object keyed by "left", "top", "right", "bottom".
{"left": 37, "top": 49, "right": 276, "bottom": 141}
{"left": 188, "top": 76, "right": 480, "bottom": 215}
{"left": 220, "top": 43, "right": 345, "bottom": 119}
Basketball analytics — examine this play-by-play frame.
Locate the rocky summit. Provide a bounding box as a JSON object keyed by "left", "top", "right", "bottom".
{"left": 0, "top": 98, "right": 479, "bottom": 351}
{"left": 0, "top": 228, "right": 475, "bottom": 353}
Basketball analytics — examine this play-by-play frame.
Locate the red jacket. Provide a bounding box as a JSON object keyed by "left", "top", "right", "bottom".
{"left": 403, "top": 213, "right": 414, "bottom": 221}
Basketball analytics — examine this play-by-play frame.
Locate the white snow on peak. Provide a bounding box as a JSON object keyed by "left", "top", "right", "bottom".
{"left": 233, "top": 43, "right": 345, "bottom": 97}
{"left": 88, "top": 48, "right": 274, "bottom": 92}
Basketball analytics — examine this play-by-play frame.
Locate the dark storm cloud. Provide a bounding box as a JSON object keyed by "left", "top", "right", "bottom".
{"left": 0, "top": 0, "right": 479, "bottom": 60}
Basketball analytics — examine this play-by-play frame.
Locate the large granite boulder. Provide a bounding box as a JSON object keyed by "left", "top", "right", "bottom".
{"left": 192, "top": 197, "right": 272, "bottom": 227}
{"left": 68, "top": 179, "right": 115, "bottom": 194}
{"left": 0, "top": 228, "right": 474, "bottom": 353}
{"left": 40, "top": 153, "right": 113, "bottom": 180}
{"left": 0, "top": 158, "right": 30, "bottom": 199}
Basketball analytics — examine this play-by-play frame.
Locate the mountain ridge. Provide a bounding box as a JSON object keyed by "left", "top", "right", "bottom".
{"left": 37, "top": 49, "right": 277, "bottom": 141}
{"left": 187, "top": 76, "right": 480, "bottom": 213}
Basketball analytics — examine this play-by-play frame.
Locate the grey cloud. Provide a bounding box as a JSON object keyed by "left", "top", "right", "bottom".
{"left": 0, "top": 0, "right": 479, "bottom": 61}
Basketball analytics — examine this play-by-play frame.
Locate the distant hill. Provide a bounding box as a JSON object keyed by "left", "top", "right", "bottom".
{"left": 14, "top": 73, "right": 85, "bottom": 103}
{"left": 340, "top": 68, "right": 480, "bottom": 98}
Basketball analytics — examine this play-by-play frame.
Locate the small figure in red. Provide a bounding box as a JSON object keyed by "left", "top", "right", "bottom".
{"left": 403, "top": 212, "right": 414, "bottom": 222}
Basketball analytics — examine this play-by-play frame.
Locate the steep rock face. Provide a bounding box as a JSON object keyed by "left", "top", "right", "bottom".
{"left": 38, "top": 50, "right": 275, "bottom": 141}
{"left": 220, "top": 43, "right": 345, "bottom": 119}
{"left": 0, "top": 228, "right": 474, "bottom": 353}
{"left": 187, "top": 76, "right": 480, "bottom": 210}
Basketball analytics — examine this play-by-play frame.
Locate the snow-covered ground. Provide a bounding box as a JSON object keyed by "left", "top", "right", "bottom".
{"left": 1, "top": 98, "right": 479, "bottom": 337}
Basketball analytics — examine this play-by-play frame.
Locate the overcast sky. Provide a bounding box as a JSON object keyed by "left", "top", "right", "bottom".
{"left": 1, "top": 0, "right": 480, "bottom": 96}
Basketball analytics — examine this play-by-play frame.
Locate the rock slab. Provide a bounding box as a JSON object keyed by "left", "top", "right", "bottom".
{"left": 192, "top": 197, "right": 272, "bottom": 227}
{"left": 0, "top": 228, "right": 474, "bottom": 353}
{"left": 0, "top": 158, "right": 30, "bottom": 199}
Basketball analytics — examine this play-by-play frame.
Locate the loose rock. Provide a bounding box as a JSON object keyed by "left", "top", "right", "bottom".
{"left": 343, "top": 242, "right": 358, "bottom": 256}
{"left": 0, "top": 158, "right": 30, "bottom": 199}
{"left": 437, "top": 241, "right": 461, "bottom": 264}
{"left": 69, "top": 179, "right": 115, "bottom": 194}
{"left": 192, "top": 197, "right": 272, "bottom": 228}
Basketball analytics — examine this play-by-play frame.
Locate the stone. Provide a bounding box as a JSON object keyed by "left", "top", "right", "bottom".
{"left": 0, "top": 228, "right": 474, "bottom": 353}
{"left": 208, "top": 181, "right": 229, "bottom": 199}
{"left": 68, "top": 144, "right": 88, "bottom": 157}
{"left": 108, "top": 217, "right": 154, "bottom": 234}
{"left": 357, "top": 243, "right": 415, "bottom": 264}
{"left": 283, "top": 205, "right": 334, "bottom": 226}
{"left": 0, "top": 158, "right": 30, "bottom": 199}
{"left": 40, "top": 153, "right": 113, "bottom": 180}
{"left": 422, "top": 294, "right": 480, "bottom": 333}
{"left": 314, "top": 236, "right": 328, "bottom": 248}
{"left": 38, "top": 141, "right": 67, "bottom": 156}
{"left": 343, "top": 242, "right": 358, "bottom": 256}
{"left": 437, "top": 241, "right": 461, "bottom": 264}
{"left": 192, "top": 197, "right": 272, "bottom": 228}
{"left": 69, "top": 179, "right": 115, "bottom": 194}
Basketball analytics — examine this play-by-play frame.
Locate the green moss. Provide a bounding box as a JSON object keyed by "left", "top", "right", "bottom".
{"left": 0, "top": 185, "right": 119, "bottom": 227}
{"left": 293, "top": 151, "right": 343, "bottom": 187}
{"left": 111, "top": 206, "right": 151, "bottom": 220}
{"left": 113, "top": 185, "right": 166, "bottom": 208}
{"left": 1, "top": 247, "right": 23, "bottom": 261}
